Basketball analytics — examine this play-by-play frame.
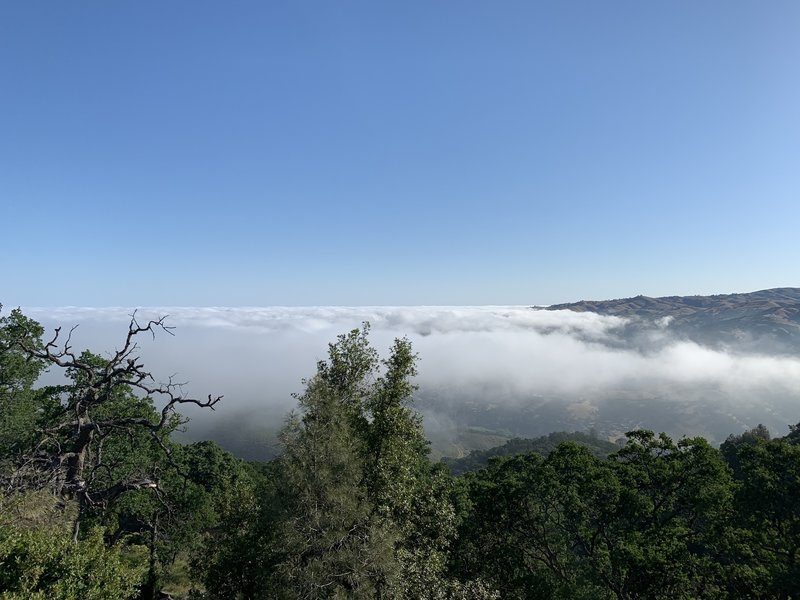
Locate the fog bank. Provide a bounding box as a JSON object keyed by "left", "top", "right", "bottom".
{"left": 22, "top": 306, "right": 800, "bottom": 455}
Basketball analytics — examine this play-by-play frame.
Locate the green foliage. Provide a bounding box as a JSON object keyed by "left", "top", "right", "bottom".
{"left": 786, "top": 421, "right": 800, "bottom": 445}
{"left": 449, "top": 452, "right": 571, "bottom": 599}
{"left": 726, "top": 436, "right": 800, "bottom": 598}
{"left": 200, "top": 460, "right": 291, "bottom": 599}
{"left": 96, "top": 439, "right": 254, "bottom": 597}
{"left": 451, "top": 432, "right": 735, "bottom": 599}
{"left": 280, "top": 373, "right": 396, "bottom": 598}
{"left": 360, "top": 336, "right": 454, "bottom": 597}
{"left": 204, "top": 325, "right": 474, "bottom": 599}
{"left": 0, "top": 523, "right": 144, "bottom": 599}
{"left": 0, "top": 307, "right": 50, "bottom": 466}
{"left": 0, "top": 307, "right": 234, "bottom": 598}
{"left": 603, "top": 432, "right": 733, "bottom": 598}
{"left": 720, "top": 423, "right": 771, "bottom": 478}
{"left": 442, "top": 431, "right": 620, "bottom": 476}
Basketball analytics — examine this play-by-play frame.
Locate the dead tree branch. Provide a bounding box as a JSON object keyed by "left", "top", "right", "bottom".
{"left": 9, "top": 312, "right": 222, "bottom": 537}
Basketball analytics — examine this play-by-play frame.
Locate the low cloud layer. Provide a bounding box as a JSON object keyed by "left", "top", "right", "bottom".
{"left": 22, "top": 306, "right": 800, "bottom": 449}
{"left": 25, "top": 305, "right": 632, "bottom": 402}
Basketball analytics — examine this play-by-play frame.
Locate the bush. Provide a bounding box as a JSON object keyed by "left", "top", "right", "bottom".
{"left": 0, "top": 523, "right": 144, "bottom": 599}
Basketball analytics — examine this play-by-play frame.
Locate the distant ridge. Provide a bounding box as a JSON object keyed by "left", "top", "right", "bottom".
{"left": 544, "top": 288, "right": 800, "bottom": 352}
{"left": 441, "top": 431, "right": 619, "bottom": 475}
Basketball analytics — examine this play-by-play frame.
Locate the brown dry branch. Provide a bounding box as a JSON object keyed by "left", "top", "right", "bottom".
{"left": 11, "top": 312, "right": 222, "bottom": 540}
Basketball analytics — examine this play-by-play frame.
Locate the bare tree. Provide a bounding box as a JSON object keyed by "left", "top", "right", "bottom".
{"left": 11, "top": 312, "right": 222, "bottom": 540}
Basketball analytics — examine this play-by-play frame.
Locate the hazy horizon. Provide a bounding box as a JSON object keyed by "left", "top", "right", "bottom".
{"left": 15, "top": 284, "right": 799, "bottom": 312}
{"left": 18, "top": 302, "right": 800, "bottom": 456}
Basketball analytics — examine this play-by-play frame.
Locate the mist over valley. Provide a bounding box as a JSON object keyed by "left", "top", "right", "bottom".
{"left": 25, "top": 288, "right": 800, "bottom": 460}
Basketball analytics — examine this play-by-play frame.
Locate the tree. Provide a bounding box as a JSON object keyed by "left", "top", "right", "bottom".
{"left": 365, "top": 337, "right": 459, "bottom": 598}
{"left": 206, "top": 325, "right": 485, "bottom": 599}
{"left": 449, "top": 451, "right": 582, "bottom": 599}
{"left": 5, "top": 311, "right": 222, "bottom": 542}
{"left": 281, "top": 377, "right": 396, "bottom": 598}
{"left": 277, "top": 325, "right": 398, "bottom": 598}
{"left": 728, "top": 437, "right": 800, "bottom": 598}
{"left": 0, "top": 306, "right": 50, "bottom": 488}
{"left": 451, "top": 433, "right": 735, "bottom": 599}
{"left": 720, "top": 423, "right": 771, "bottom": 478}
{"left": 200, "top": 460, "right": 287, "bottom": 599}
{"left": 95, "top": 439, "right": 250, "bottom": 599}
{"left": 601, "top": 432, "right": 733, "bottom": 599}
{"left": 783, "top": 422, "right": 800, "bottom": 445}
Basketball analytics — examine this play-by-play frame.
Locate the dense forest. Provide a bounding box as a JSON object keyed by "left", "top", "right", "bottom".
{"left": 1, "top": 306, "right": 799, "bottom": 599}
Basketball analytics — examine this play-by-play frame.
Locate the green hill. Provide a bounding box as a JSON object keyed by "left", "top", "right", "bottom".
{"left": 442, "top": 431, "right": 620, "bottom": 475}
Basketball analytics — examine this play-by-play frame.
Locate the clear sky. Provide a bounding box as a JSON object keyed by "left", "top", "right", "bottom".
{"left": 1, "top": 1, "right": 798, "bottom": 306}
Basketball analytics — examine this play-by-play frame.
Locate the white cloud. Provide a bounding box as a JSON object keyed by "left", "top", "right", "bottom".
{"left": 21, "top": 306, "right": 800, "bottom": 441}
{"left": 26, "top": 305, "right": 627, "bottom": 337}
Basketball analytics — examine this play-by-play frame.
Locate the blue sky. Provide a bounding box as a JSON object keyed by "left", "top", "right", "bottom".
{"left": 2, "top": 1, "right": 799, "bottom": 306}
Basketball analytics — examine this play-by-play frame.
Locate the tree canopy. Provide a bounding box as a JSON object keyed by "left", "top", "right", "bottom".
{"left": 2, "top": 305, "right": 799, "bottom": 599}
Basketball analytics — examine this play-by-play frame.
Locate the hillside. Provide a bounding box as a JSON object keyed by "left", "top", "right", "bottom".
{"left": 544, "top": 287, "right": 800, "bottom": 353}
{"left": 441, "top": 431, "right": 620, "bottom": 475}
